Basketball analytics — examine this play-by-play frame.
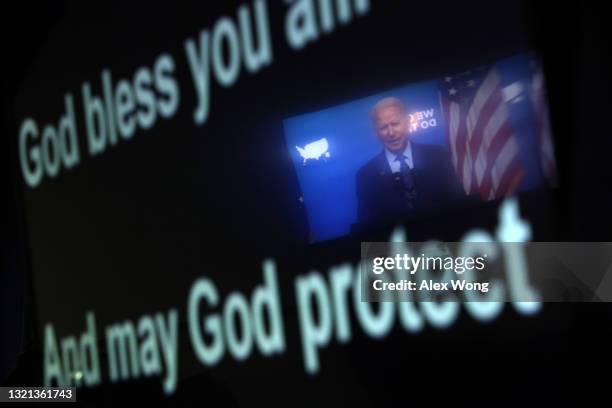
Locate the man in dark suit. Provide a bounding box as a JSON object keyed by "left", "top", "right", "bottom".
{"left": 356, "top": 97, "right": 465, "bottom": 224}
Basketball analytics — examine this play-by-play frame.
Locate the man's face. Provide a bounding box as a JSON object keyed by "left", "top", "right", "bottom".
{"left": 373, "top": 105, "right": 408, "bottom": 153}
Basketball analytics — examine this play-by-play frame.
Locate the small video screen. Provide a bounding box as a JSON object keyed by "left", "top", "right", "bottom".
{"left": 284, "top": 53, "right": 556, "bottom": 242}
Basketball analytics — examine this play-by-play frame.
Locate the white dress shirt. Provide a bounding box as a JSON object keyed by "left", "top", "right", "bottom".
{"left": 385, "top": 142, "right": 414, "bottom": 173}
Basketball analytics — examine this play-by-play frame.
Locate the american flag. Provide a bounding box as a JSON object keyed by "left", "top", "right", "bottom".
{"left": 439, "top": 67, "right": 524, "bottom": 200}
{"left": 529, "top": 61, "right": 557, "bottom": 184}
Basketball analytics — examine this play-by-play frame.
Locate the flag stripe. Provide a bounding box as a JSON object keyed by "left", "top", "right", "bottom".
{"left": 441, "top": 67, "right": 524, "bottom": 201}
{"left": 498, "top": 157, "right": 524, "bottom": 197}
{"left": 473, "top": 92, "right": 506, "bottom": 187}
{"left": 477, "top": 119, "right": 514, "bottom": 198}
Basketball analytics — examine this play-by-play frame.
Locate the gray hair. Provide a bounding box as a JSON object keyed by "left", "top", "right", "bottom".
{"left": 371, "top": 97, "right": 406, "bottom": 119}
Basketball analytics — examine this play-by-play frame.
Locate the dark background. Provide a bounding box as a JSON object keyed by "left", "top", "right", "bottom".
{"left": 1, "top": 0, "right": 611, "bottom": 405}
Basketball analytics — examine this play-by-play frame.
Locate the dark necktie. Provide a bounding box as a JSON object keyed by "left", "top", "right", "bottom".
{"left": 395, "top": 154, "right": 417, "bottom": 209}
